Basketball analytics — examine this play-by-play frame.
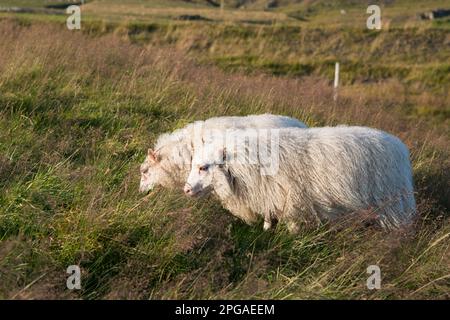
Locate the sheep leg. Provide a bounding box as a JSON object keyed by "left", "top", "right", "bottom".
{"left": 263, "top": 211, "right": 278, "bottom": 231}
{"left": 263, "top": 213, "right": 272, "bottom": 231}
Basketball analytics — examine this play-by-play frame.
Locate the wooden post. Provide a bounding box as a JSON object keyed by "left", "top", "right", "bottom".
{"left": 333, "top": 62, "right": 339, "bottom": 102}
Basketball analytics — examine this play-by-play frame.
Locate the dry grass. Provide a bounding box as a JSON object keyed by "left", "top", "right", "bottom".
{"left": 0, "top": 18, "right": 449, "bottom": 300}
{"left": 82, "top": 2, "right": 290, "bottom": 23}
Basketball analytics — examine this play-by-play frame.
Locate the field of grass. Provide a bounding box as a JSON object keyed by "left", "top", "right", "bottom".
{"left": 3, "top": 0, "right": 450, "bottom": 27}
{"left": 0, "top": 0, "right": 449, "bottom": 300}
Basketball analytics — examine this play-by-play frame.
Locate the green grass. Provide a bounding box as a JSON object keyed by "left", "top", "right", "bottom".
{"left": 0, "top": 1, "right": 63, "bottom": 7}
{"left": 0, "top": 1, "right": 449, "bottom": 299}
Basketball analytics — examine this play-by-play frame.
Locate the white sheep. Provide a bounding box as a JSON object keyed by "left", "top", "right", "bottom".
{"left": 184, "top": 126, "right": 417, "bottom": 232}
{"left": 139, "top": 114, "right": 307, "bottom": 202}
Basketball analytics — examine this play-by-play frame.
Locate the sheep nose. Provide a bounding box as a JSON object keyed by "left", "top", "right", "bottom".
{"left": 184, "top": 184, "right": 192, "bottom": 195}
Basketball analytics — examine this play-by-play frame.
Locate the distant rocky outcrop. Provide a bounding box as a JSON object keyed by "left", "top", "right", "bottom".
{"left": 419, "top": 9, "right": 450, "bottom": 20}
{"left": 0, "top": 6, "right": 63, "bottom": 15}
{"left": 176, "top": 14, "right": 212, "bottom": 21}
{"left": 265, "top": 0, "right": 278, "bottom": 10}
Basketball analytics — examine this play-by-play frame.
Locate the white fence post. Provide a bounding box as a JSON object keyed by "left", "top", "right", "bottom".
{"left": 334, "top": 62, "right": 340, "bottom": 102}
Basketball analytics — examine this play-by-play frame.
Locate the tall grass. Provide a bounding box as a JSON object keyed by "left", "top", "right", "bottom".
{"left": 0, "top": 19, "right": 448, "bottom": 299}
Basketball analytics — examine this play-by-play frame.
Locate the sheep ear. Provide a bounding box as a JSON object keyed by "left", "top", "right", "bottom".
{"left": 148, "top": 149, "right": 159, "bottom": 163}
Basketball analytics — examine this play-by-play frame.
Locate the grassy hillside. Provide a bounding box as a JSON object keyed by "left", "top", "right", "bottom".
{"left": 3, "top": 0, "right": 450, "bottom": 27}
{"left": 0, "top": 0, "right": 449, "bottom": 300}
{"left": 3, "top": 1, "right": 448, "bottom": 119}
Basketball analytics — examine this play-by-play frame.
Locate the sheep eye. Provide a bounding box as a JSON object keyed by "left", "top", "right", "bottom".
{"left": 140, "top": 165, "right": 148, "bottom": 174}
{"left": 199, "top": 165, "right": 209, "bottom": 172}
